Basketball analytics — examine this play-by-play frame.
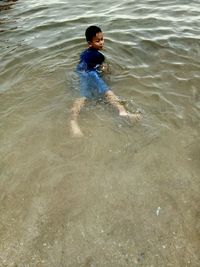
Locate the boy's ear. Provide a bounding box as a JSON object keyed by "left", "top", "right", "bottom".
{"left": 88, "top": 41, "right": 92, "bottom": 47}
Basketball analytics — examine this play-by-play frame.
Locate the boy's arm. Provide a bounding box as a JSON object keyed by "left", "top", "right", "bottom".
{"left": 97, "top": 63, "right": 110, "bottom": 74}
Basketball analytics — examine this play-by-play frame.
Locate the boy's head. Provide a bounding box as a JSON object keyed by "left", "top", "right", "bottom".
{"left": 85, "top": 25, "right": 104, "bottom": 50}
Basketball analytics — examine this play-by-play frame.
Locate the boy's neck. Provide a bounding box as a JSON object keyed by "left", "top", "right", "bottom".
{"left": 89, "top": 46, "right": 97, "bottom": 50}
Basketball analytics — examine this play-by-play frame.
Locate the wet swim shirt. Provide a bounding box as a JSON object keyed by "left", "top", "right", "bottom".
{"left": 77, "top": 48, "right": 105, "bottom": 72}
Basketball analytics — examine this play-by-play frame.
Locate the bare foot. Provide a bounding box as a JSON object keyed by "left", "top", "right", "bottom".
{"left": 70, "top": 120, "right": 83, "bottom": 137}
{"left": 119, "top": 111, "right": 142, "bottom": 123}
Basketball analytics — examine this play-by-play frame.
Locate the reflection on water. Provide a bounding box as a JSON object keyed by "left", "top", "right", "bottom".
{"left": 0, "top": 0, "right": 200, "bottom": 266}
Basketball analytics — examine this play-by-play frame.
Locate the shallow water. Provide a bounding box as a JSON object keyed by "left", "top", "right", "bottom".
{"left": 0, "top": 0, "right": 200, "bottom": 266}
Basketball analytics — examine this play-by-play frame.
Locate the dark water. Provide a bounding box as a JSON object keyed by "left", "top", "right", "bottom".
{"left": 0, "top": 1, "right": 200, "bottom": 266}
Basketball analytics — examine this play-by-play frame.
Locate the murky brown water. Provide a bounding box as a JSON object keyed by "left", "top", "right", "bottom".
{"left": 0, "top": 0, "right": 200, "bottom": 266}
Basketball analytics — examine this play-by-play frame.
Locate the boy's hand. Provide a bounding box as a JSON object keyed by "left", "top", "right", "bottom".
{"left": 101, "top": 63, "right": 110, "bottom": 74}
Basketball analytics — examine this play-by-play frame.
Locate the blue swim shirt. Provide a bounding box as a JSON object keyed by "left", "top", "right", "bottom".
{"left": 77, "top": 48, "right": 105, "bottom": 72}
{"left": 76, "top": 48, "right": 109, "bottom": 98}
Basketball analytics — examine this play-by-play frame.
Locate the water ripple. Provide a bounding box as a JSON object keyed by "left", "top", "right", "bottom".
{"left": 0, "top": 0, "right": 200, "bottom": 130}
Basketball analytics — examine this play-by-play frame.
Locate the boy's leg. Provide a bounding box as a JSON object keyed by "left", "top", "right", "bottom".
{"left": 70, "top": 97, "right": 86, "bottom": 137}
{"left": 105, "top": 90, "right": 142, "bottom": 121}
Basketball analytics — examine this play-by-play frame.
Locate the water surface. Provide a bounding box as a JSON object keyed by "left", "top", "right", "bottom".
{"left": 0, "top": 0, "right": 200, "bottom": 266}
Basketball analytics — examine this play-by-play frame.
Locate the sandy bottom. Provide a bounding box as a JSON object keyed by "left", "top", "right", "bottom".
{"left": 0, "top": 105, "right": 200, "bottom": 267}
{"left": 1, "top": 0, "right": 200, "bottom": 265}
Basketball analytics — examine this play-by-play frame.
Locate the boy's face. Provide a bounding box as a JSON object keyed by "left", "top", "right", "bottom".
{"left": 88, "top": 32, "right": 104, "bottom": 50}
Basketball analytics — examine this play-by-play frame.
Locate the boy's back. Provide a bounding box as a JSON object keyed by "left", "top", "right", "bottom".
{"left": 77, "top": 47, "right": 105, "bottom": 72}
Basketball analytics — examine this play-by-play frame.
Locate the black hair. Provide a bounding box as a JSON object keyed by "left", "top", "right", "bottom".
{"left": 85, "top": 25, "right": 102, "bottom": 43}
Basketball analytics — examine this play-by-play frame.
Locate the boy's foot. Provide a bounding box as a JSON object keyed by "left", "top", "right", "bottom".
{"left": 119, "top": 111, "right": 142, "bottom": 123}
{"left": 70, "top": 120, "right": 83, "bottom": 137}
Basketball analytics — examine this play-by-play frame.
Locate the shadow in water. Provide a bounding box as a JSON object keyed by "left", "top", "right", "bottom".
{"left": 0, "top": 0, "right": 18, "bottom": 11}
{"left": 0, "top": 0, "right": 18, "bottom": 32}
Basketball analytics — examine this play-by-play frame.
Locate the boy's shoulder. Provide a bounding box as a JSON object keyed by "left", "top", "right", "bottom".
{"left": 81, "top": 48, "right": 100, "bottom": 54}
{"left": 78, "top": 48, "right": 105, "bottom": 70}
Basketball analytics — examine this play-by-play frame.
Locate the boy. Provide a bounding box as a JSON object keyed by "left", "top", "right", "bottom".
{"left": 70, "top": 25, "right": 141, "bottom": 137}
